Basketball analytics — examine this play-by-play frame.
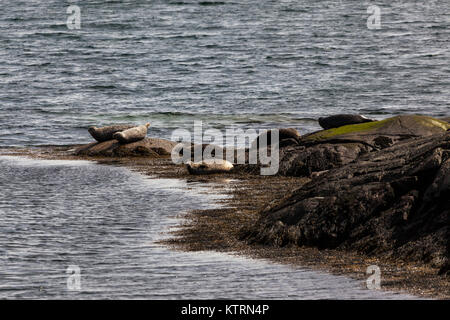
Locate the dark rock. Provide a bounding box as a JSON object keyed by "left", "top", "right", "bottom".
{"left": 318, "top": 114, "right": 373, "bottom": 130}
{"left": 251, "top": 128, "right": 300, "bottom": 149}
{"left": 113, "top": 123, "right": 150, "bottom": 144}
{"left": 440, "top": 116, "right": 450, "bottom": 123}
{"left": 373, "top": 136, "right": 393, "bottom": 149}
{"left": 186, "top": 159, "right": 234, "bottom": 175}
{"left": 277, "top": 142, "right": 371, "bottom": 176}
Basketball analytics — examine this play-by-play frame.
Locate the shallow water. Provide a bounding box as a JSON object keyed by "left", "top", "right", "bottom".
{"left": 0, "top": 156, "right": 418, "bottom": 299}
{"left": 0, "top": 0, "right": 449, "bottom": 147}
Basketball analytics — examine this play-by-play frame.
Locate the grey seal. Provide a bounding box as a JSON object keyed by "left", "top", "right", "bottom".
{"left": 186, "top": 159, "right": 234, "bottom": 175}
{"left": 88, "top": 124, "right": 135, "bottom": 142}
{"left": 113, "top": 123, "right": 150, "bottom": 144}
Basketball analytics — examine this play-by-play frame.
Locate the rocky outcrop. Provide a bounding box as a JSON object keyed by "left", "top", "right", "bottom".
{"left": 241, "top": 131, "right": 450, "bottom": 274}
{"left": 74, "top": 138, "right": 177, "bottom": 157}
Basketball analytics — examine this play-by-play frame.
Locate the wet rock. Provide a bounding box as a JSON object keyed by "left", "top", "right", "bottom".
{"left": 186, "top": 159, "right": 234, "bottom": 175}
{"left": 241, "top": 131, "right": 450, "bottom": 273}
{"left": 251, "top": 128, "right": 300, "bottom": 149}
{"left": 440, "top": 116, "right": 450, "bottom": 124}
{"left": 74, "top": 138, "right": 177, "bottom": 157}
{"left": 277, "top": 142, "right": 370, "bottom": 176}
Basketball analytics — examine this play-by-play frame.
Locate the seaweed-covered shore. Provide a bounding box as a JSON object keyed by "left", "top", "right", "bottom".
{"left": 1, "top": 114, "right": 449, "bottom": 298}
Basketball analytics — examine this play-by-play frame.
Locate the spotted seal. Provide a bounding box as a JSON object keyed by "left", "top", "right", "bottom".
{"left": 186, "top": 159, "right": 234, "bottom": 175}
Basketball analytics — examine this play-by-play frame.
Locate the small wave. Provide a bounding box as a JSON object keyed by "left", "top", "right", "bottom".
{"left": 414, "top": 51, "right": 446, "bottom": 57}
{"left": 198, "top": 1, "right": 226, "bottom": 6}
{"left": 88, "top": 85, "right": 119, "bottom": 90}
{"left": 86, "top": 84, "right": 142, "bottom": 93}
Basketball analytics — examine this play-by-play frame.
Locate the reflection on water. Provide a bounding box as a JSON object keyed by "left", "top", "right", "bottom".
{"left": 0, "top": 156, "right": 417, "bottom": 299}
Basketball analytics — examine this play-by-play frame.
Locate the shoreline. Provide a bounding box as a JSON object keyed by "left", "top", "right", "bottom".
{"left": 1, "top": 145, "right": 448, "bottom": 299}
